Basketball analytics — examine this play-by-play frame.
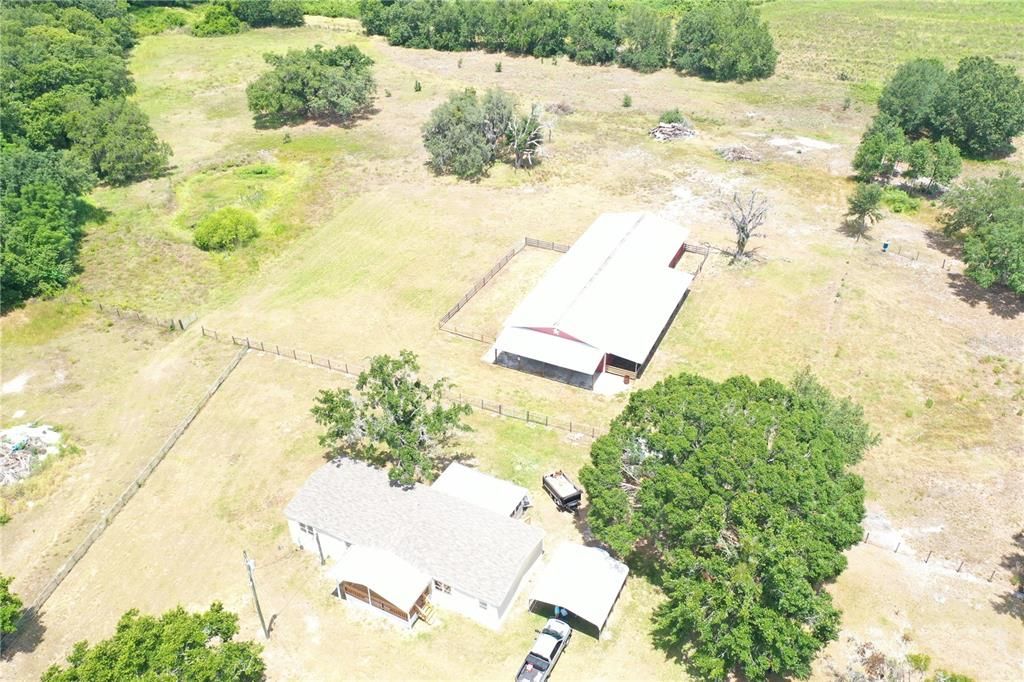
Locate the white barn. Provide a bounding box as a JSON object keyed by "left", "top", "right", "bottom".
{"left": 493, "top": 212, "right": 693, "bottom": 389}
{"left": 284, "top": 459, "right": 544, "bottom": 629}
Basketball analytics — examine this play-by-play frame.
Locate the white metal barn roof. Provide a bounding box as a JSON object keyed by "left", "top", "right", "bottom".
{"left": 431, "top": 462, "right": 529, "bottom": 517}
{"left": 494, "top": 326, "right": 605, "bottom": 374}
{"left": 502, "top": 212, "right": 693, "bottom": 365}
{"left": 328, "top": 545, "right": 430, "bottom": 613}
{"left": 530, "top": 543, "right": 629, "bottom": 633}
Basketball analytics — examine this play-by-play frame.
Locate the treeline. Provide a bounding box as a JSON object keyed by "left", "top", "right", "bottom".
{"left": 358, "top": 0, "right": 777, "bottom": 82}
{"left": 193, "top": 0, "right": 305, "bottom": 37}
{"left": 1, "top": 0, "right": 170, "bottom": 310}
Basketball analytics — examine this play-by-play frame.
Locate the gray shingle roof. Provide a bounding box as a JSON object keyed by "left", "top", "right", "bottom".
{"left": 284, "top": 459, "right": 545, "bottom": 605}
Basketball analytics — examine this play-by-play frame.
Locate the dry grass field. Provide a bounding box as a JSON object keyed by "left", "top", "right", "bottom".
{"left": 2, "top": 3, "right": 1023, "bottom": 681}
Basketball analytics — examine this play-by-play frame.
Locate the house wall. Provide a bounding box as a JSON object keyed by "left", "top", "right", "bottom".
{"left": 432, "top": 584, "right": 501, "bottom": 629}
{"left": 496, "top": 537, "right": 544, "bottom": 620}
{"left": 287, "top": 518, "right": 350, "bottom": 561}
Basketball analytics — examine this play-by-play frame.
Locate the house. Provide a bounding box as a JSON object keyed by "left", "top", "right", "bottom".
{"left": 431, "top": 462, "right": 531, "bottom": 518}
{"left": 284, "top": 459, "right": 544, "bottom": 629}
{"left": 492, "top": 212, "right": 693, "bottom": 390}
{"left": 529, "top": 543, "right": 629, "bottom": 637}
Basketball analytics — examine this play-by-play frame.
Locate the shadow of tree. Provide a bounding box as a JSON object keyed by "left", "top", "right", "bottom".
{"left": 0, "top": 607, "right": 47, "bottom": 661}
{"left": 944, "top": 273, "right": 1024, "bottom": 320}
{"left": 253, "top": 106, "right": 381, "bottom": 130}
{"left": 993, "top": 529, "right": 1024, "bottom": 621}
{"left": 837, "top": 219, "right": 873, "bottom": 241}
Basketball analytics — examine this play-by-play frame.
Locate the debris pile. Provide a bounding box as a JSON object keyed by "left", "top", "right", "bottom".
{"left": 1, "top": 424, "right": 60, "bottom": 486}
{"left": 545, "top": 101, "right": 575, "bottom": 116}
{"left": 649, "top": 121, "right": 696, "bottom": 142}
{"left": 716, "top": 144, "right": 762, "bottom": 162}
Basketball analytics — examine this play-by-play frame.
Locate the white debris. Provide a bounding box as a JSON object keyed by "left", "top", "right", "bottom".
{"left": 1, "top": 372, "right": 31, "bottom": 394}
{"left": 1, "top": 423, "right": 61, "bottom": 485}
{"left": 649, "top": 121, "right": 696, "bottom": 142}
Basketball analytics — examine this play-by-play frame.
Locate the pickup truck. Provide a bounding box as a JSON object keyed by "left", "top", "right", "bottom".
{"left": 515, "top": 619, "right": 572, "bottom": 682}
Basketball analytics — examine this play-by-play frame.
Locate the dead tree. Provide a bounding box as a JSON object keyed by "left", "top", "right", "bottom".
{"left": 506, "top": 106, "right": 544, "bottom": 169}
{"left": 728, "top": 190, "right": 769, "bottom": 263}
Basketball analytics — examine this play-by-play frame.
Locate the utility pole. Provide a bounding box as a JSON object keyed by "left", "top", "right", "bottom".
{"left": 243, "top": 550, "right": 269, "bottom": 639}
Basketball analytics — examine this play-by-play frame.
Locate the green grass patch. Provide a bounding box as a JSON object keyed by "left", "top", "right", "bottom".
{"left": 881, "top": 187, "right": 922, "bottom": 214}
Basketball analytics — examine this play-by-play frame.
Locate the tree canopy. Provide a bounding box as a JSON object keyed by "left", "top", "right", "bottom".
{"left": 0, "top": 574, "right": 22, "bottom": 637}
{"left": 672, "top": 0, "right": 777, "bottom": 82}
{"left": 42, "top": 602, "right": 265, "bottom": 682}
{"left": 877, "top": 58, "right": 947, "bottom": 137}
{"left": 932, "top": 56, "right": 1024, "bottom": 158}
{"left": 876, "top": 55, "right": 1024, "bottom": 159}
{"left": 356, "top": 0, "right": 774, "bottom": 81}
{"left": 422, "top": 87, "right": 543, "bottom": 180}
{"left": 579, "top": 371, "right": 874, "bottom": 681}
{"left": 246, "top": 44, "right": 376, "bottom": 126}
{"left": 0, "top": 0, "right": 170, "bottom": 308}
{"left": 851, "top": 113, "right": 908, "bottom": 182}
{"left": 311, "top": 350, "right": 471, "bottom": 486}
{"left": 941, "top": 172, "right": 1024, "bottom": 294}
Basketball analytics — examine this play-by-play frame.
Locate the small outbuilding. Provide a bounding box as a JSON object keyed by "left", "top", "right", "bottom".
{"left": 431, "top": 462, "right": 531, "bottom": 518}
{"left": 493, "top": 212, "right": 694, "bottom": 390}
{"left": 529, "top": 543, "right": 629, "bottom": 637}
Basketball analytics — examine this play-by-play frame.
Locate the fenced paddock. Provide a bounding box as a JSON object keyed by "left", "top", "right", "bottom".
{"left": 438, "top": 237, "right": 570, "bottom": 341}
{"left": 199, "top": 327, "right": 608, "bottom": 439}
{"left": 6, "top": 346, "right": 246, "bottom": 649}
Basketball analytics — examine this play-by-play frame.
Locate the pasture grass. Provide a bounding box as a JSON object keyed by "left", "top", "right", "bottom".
{"left": 3, "top": 5, "right": 1024, "bottom": 680}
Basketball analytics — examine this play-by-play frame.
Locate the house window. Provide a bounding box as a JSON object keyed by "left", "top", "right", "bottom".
{"left": 299, "top": 522, "right": 315, "bottom": 535}
{"left": 433, "top": 580, "right": 451, "bottom": 594}
{"left": 479, "top": 600, "right": 488, "bottom": 610}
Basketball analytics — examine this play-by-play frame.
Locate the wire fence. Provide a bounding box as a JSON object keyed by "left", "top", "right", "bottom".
{"left": 199, "top": 327, "right": 608, "bottom": 439}
{"left": 58, "top": 294, "right": 199, "bottom": 331}
{"left": 860, "top": 529, "right": 1014, "bottom": 588}
{"left": 8, "top": 346, "right": 247, "bottom": 646}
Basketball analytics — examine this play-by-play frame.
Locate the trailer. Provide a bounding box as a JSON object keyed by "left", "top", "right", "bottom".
{"left": 542, "top": 471, "right": 582, "bottom": 513}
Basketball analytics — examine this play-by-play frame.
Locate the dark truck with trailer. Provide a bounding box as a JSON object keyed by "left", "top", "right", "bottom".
{"left": 542, "top": 471, "right": 582, "bottom": 513}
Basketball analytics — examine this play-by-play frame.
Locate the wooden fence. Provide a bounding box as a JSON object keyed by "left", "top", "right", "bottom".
{"left": 199, "top": 327, "right": 607, "bottom": 440}
{"left": 7, "top": 347, "right": 247, "bottom": 648}
{"left": 438, "top": 237, "right": 571, "bottom": 329}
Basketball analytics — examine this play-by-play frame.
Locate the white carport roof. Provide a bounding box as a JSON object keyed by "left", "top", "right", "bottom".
{"left": 431, "top": 462, "right": 529, "bottom": 517}
{"left": 530, "top": 543, "right": 629, "bottom": 633}
{"left": 328, "top": 545, "right": 430, "bottom": 613}
{"left": 503, "top": 213, "right": 692, "bottom": 364}
{"left": 494, "top": 326, "right": 604, "bottom": 375}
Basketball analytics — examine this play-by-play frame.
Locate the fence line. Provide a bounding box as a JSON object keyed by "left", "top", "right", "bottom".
{"left": 7, "top": 346, "right": 247, "bottom": 647}
{"left": 437, "top": 236, "right": 571, "bottom": 328}
{"left": 860, "top": 530, "right": 1014, "bottom": 588}
{"left": 59, "top": 294, "right": 199, "bottom": 331}
{"left": 200, "top": 327, "right": 607, "bottom": 440}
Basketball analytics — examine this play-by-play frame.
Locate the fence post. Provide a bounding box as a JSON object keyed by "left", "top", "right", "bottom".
{"left": 292, "top": 349, "right": 297, "bottom": 360}
{"left": 309, "top": 353, "right": 314, "bottom": 365}
{"left": 328, "top": 358, "right": 332, "bottom": 370}
{"left": 498, "top": 404, "right": 502, "bottom": 416}
{"left": 894, "top": 542, "right": 900, "bottom": 553}
{"left": 569, "top": 420, "right": 573, "bottom": 433}
{"left": 925, "top": 550, "right": 932, "bottom": 563}
{"left": 526, "top": 410, "right": 530, "bottom": 423}
{"left": 957, "top": 560, "right": 964, "bottom": 572}
{"left": 245, "top": 337, "right": 251, "bottom": 349}
{"left": 260, "top": 341, "right": 265, "bottom": 352}
{"left": 989, "top": 569, "right": 996, "bottom": 582}
{"left": 202, "top": 325, "right": 206, "bottom": 337}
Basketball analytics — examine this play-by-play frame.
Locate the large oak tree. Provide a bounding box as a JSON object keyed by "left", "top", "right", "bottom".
{"left": 580, "top": 371, "right": 875, "bottom": 681}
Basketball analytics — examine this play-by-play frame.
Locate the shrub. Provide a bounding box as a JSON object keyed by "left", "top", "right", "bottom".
{"left": 246, "top": 45, "right": 376, "bottom": 125}
{"left": 622, "top": 94, "right": 632, "bottom": 108}
{"left": 414, "top": 80, "right": 422, "bottom": 92}
{"left": 659, "top": 108, "right": 685, "bottom": 124}
{"left": 192, "top": 5, "right": 245, "bottom": 37}
{"left": 422, "top": 87, "right": 543, "bottom": 180}
{"left": 495, "top": 61, "right": 502, "bottom": 73}
{"left": 617, "top": 4, "right": 670, "bottom": 73}
{"left": 672, "top": 0, "right": 777, "bottom": 82}
{"left": 880, "top": 188, "right": 921, "bottom": 214}
{"left": 302, "top": 0, "right": 360, "bottom": 18}
{"left": 234, "top": 0, "right": 305, "bottom": 28}
{"left": 131, "top": 6, "right": 190, "bottom": 37}
{"left": 193, "top": 207, "right": 259, "bottom": 251}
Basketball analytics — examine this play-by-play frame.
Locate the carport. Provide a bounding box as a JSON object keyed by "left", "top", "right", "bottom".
{"left": 529, "top": 543, "right": 629, "bottom": 637}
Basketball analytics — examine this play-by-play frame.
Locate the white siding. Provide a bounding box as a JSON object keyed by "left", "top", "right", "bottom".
{"left": 433, "top": 585, "right": 501, "bottom": 629}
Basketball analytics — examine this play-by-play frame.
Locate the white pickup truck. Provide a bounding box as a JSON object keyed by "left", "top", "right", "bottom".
{"left": 515, "top": 619, "right": 572, "bottom": 682}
